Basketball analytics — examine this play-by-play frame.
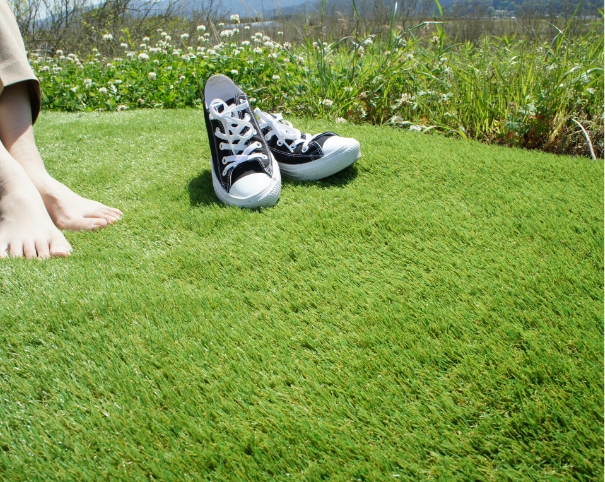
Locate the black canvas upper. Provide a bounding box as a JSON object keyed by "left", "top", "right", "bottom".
{"left": 261, "top": 127, "right": 338, "bottom": 166}
{"left": 203, "top": 93, "right": 274, "bottom": 192}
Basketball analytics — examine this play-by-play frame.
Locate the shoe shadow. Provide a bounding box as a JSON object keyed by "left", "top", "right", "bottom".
{"left": 188, "top": 170, "right": 221, "bottom": 207}
{"left": 283, "top": 164, "right": 359, "bottom": 188}
{"left": 188, "top": 164, "right": 359, "bottom": 207}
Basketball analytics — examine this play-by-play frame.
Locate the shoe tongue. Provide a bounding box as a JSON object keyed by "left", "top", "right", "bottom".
{"left": 223, "top": 94, "right": 253, "bottom": 136}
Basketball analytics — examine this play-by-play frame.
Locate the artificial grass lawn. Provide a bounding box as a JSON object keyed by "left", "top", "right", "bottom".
{"left": 0, "top": 110, "right": 602, "bottom": 481}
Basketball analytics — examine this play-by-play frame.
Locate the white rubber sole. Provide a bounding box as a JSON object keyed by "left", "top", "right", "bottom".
{"left": 277, "top": 139, "right": 361, "bottom": 181}
{"left": 211, "top": 155, "right": 281, "bottom": 208}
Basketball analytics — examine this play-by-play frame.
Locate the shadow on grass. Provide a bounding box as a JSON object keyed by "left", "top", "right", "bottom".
{"left": 188, "top": 170, "right": 220, "bottom": 207}
{"left": 188, "top": 164, "right": 359, "bottom": 206}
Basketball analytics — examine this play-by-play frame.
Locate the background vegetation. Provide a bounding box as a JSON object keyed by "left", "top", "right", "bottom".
{"left": 10, "top": 0, "right": 605, "bottom": 158}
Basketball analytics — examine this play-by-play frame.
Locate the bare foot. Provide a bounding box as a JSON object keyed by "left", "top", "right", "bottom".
{"left": 0, "top": 166, "right": 71, "bottom": 259}
{"left": 32, "top": 174, "right": 123, "bottom": 231}
{"left": 0, "top": 82, "right": 122, "bottom": 232}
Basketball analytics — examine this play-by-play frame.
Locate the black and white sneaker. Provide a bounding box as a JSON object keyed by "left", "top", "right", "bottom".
{"left": 203, "top": 75, "right": 281, "bottom": 208}
{"left": 254, "top": 109, "right": 361, "bottom": 181}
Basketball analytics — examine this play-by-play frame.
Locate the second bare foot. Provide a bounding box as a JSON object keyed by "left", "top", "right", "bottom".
{"left": 33, "top": 174, "right": 123, "bottom": 231}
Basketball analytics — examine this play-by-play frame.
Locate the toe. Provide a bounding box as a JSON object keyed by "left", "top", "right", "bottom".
{"left": 49, "top": 236, "right": 72, "bottom": 257}
{"left": 23, "top": 240, "right": 37, "bottom": 259}
{"left": 35, "top": 239, "right": 51, "bottom": 260}
{"left": 9, "top": 241, "right": 24, "bottom": 258}
{"left": 0, "top": 243, "right": 8, "bottom": 258}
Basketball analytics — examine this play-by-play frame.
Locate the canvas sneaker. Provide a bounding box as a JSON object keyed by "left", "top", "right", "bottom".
{"left": 254, "top": 109, "right": 361, "bottom": 181}
{"left": 203, "top": 75, "right": 281, "bottom": 208}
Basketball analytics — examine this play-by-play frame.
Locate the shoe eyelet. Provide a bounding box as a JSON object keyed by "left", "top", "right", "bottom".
{"left": 277, "top": 141, "right": 282, "bottom": 146}
{"left": 262, "top": 155, "right": 268, "bottom": 159}
{"left": 219, "top": 142, "right": 224, "bottom": 149}
{"left": 302, "top": 146, "right": 308, "bottom": 152}
{"left": 222, "top": 158, "right": 227, "bottom": 164}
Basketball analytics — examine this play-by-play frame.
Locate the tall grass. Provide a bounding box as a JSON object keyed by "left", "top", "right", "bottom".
{"left": 32, "top": 16, "right": 603, "bottom": 158}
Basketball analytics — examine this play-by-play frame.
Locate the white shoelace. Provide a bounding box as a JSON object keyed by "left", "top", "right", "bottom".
{"left": 255, "top": 108, "right": 319, "bottom": 153}
{"left": 209, "top": 99, "right": 267, "bottom": 176}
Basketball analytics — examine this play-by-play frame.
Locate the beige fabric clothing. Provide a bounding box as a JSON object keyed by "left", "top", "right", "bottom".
{"left": 0, "top": 0, "right": 41, "bottom": 123}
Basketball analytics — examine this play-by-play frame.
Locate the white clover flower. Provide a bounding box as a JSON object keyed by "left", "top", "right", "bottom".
{"left": 230, "top": 14, "right": 240, "bottom": 23}
{"left": 59, "top": 55, "right": 66, "bottom": 60}
{"left": 409, "top": 125, "right": 422, "bottom": 132}
{"left": 255, "top": 32, "right": 263, "bottom": 38}
{"left": 143, "top": 37, "right": 150, "bottom": 42}
{"left": 277, "top": 31, "right": 283, "bottom": 35}
{"left": 161, "top": 31, "right": 168, "bottom": 37}
{"left": 207, "top": 49, "right": 217, "bottom": 55}
{"left": 253, "top": 47, "right": 262, "bottom": 54}
{"left": 344, "top": 86, "right": 353, "bottom": 92}
{"left": 586, "top": 87, "right": 595, "bottom": 95}
{"left": 272, "top": 74, "right": 280, "bottom": 80}
{"left": 114, "top": 79, "right": 122, "bottom": 84}
{"left": 117, "top": 105, "right": 128, "bottom": 111}
{"left": 218, "top": 22, "right": 225, "bottom": 27}
{"left": 56, "top": 49, "right": 64, "bottom": 55}
{"left": 71, "top": 86, "right": 78, "bottom": 93}
{"left": 283, "top": 42, "right": 292, "bottom": 50}
{"left": 181, "top": 33, "right": 189, "bottom": 39}
{"left": 126, "top": 51, "right": 136, "bottom": 59}
{"left": 181, "top": 54, "right": 191, "bottom": 61}
{"left": 321, "top": 99, "right": 333, "bottom": 107}
{"left": 120, "top": 43, "right": 128, "bottom": 48}
{"left": 204, "top": 33, "right": 210, "bottom": 37}
{"left": 153, "top": 59, "right": 159, "bottom": 64}
{"left": 241, "top": 40, "right": 250, "bottom": 46}
{"left": 249, "top": 97, "right": 256, "bottom": 102}
{"left": 283, "top": 57, "right": 290, "bottom": 63}
{"left": 99, "top": 87, "right": 108, "bottom": 94}
{"left": 220, "top": 29, "right": 234, "bottom": 38}
{"left": 103, "top": 33, "right": 113, "bottom": 41}
{"left": 138, "top": 52, "right": 149, "bottom": 61}
{"left": 148, "top": 72, "right": 157, "bottom": 80}
{"left": 52, "top": 66, "right": 62, "bottom": 72}
{"left": 140, "top": 43, "right": 147, "bottom": 49}
{"left": 197, "top": 25, "right": 206, "bottom": 32}
{"left": 39, "top": 65, "right": 50, "bottom": 72}
{"left": 165, "top": 35, "right": 171, "bottom": 41}
{"left": 244, "top": 25, "right": 250, "bottom": 30}
{"left": 335, "top": 117, "right": 346, "bottom": 123}
{"left": 149, "top": 47, "right": 161, "bottom": 53}
{"left": 406, "top": 53, "right": 414, "bottom": 60}
{"left": 106, "top": 62, "right": 113, "bottom": 67}
{"left": 247, "top": 60, "right": 254, "bottom": 65}
{"left": 269, "top": 52, "right": 278, "bottom": 58}
{"left": 233, "top": 28, "right": 239, "bottom": 34}
{"left": 263, "top": 35, "right": 271, "bottom": 41}
{"left": 253, "top": 38, "right": 261, "bottom": 43}
{"left": 166, "top": 66, "right": 173, "bottom": 70}
{"left": 230, "top": 69, "right": 238, "bottom": 75}
{"left": 264, "top": 41, "right": 275, "bottom": 48}
{"left": 84, "top": 78, "right": 93, "bottom": 87}
{"left": 94, "top": 53, "right": 101, "bottom": 57}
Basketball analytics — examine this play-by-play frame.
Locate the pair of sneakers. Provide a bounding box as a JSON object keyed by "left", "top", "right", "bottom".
{"left": 203, "top": 75, "right": 361, "bottom": 208}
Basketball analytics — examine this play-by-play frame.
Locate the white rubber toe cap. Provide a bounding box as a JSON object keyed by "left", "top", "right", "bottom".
{"left": 321, "top": 136, "right": 359, "bottom": 156}
{"left": 230, "top": 173, "right": 272, "bottom": 198}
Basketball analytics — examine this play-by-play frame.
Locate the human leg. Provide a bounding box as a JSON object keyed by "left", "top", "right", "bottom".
{"left": 0, "top": 82, "right": 122, "bottom": 231}
{"left": 0, "top": 142, "right": 71, "bottom": 258}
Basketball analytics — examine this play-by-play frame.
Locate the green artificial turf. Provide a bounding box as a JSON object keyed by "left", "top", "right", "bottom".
{"left": 0, "top": 110, "right": 602, "bottom": 481}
